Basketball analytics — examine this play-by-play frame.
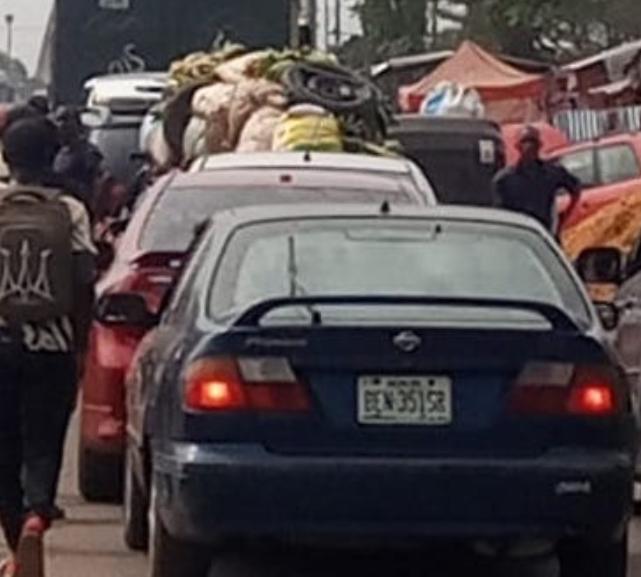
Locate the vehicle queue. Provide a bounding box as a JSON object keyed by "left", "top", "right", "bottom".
{"left": 44, "top": 64, "right": 637, "bottom": 577}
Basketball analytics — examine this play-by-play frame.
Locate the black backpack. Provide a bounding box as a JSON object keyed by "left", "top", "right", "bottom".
{"left": 0, "top": 186, "right": 74, "bottom": 324}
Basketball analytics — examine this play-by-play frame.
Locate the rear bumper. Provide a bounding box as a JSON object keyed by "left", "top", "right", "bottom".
{"left": 79, "top": 323, "right": 139, "bottom": 455}
{"left": 153, "top": 443, "right": 634, "bottom": 545}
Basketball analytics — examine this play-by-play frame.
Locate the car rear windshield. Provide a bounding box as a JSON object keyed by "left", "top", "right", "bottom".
{"left": 208, "top": 218, "right": 590, "bottom": 327}
{"left": 140, "top": 186, "right": 416, "bottom": 253}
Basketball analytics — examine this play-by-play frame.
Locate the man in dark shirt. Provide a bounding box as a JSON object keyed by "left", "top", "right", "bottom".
{"left": 53, "top": 106, "right": 103, "bottom": 216}
{"left": 494, "top": 125, "right": 581, "bottom": 232}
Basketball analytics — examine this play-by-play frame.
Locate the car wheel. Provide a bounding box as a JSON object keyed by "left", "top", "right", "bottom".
{"left": 148, "top": 480, "right": 212, "bottom": 577}
{"left": 78, "top": 444, "right": 123, "bottom": 503}
{"left": 559, "top": 532, "right": 627, "bottom": 577}
{"left": 123, "top": 445, "right": 148, "bottom": 551}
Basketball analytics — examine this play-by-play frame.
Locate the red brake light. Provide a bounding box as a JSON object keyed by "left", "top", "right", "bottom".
{"left": 568, "top": 385, "right": 615, "bottom": 415}
{"left": 184, "top": 357, "right": 310, "bottom": 413}
{"left": 509, "top": 363, "right": 620, "bottom": 417}
{"left": 184, "top": 359, "right": 246, "bottom": 410}
{"left": 567, "top": 365, "right": 618, "bottom": 416}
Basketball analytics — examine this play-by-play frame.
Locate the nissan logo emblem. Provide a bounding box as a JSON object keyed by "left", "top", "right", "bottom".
{"left": 393, "top": 331, "right": 422, "bottom": 353}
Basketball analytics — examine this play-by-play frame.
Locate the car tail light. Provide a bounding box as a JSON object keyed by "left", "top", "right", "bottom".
{"left": 184, "top": 357, "right": 311, "bottom": 413}
{"left": 509, "top": 362, "right": 621, "bottom": 417}
{"left": 114, "top": 255, "right": 183, "bottom": 313}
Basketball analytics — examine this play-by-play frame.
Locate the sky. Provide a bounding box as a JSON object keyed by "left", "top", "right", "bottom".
{"left": 1, "top": 0, "right": 53, "bottom": 73}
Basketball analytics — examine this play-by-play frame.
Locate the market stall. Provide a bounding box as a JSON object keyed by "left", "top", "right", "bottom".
{"left": 398, "top": 41, "right": 546, "bottom": 123}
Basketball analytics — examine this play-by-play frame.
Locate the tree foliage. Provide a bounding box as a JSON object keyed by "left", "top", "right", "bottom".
{"left": 350, "top": 0, "right": 641, "bottom": 64}
{"left": 454, "top": 0, "right": 641, "bottom": 61}
{"left": 352, "top": 0, "right": 428, "bottom": 61}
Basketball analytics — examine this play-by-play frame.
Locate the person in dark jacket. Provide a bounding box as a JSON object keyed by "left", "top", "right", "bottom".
{"left": 53, "top": 106, "right": 103, "bottom": 216}
{"left": 493, "top": 125, "right": 581, "bottom": 233}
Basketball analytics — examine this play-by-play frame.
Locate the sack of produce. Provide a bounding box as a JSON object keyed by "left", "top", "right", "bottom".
{"left": 170, "top": 52, "right": 220, "bottom": 87}
{"left": 215, "top": 51, "right": 272, "bottom": 84}
{"left": 237, "top": 106, "right": 282, "bottom": 152}
{"left": 169, "top": 43, "right": 246, "bottom": 88}
{"left": 228, "top": 79, "right": 286, "bottom": 147}
{"left": 192, "top": 83, "right": 235, "bottom": 119}
{"left": 163, "top": 82, "right": 206, "bottom": 165}
{"left": 272, "top": 104, "right": 343, "bottom": 152}
{"left": 183, "top": 116, "right": 208, "bottom": 162}
{"left": 192, "top": 83, "right": 237, "bottom": 152}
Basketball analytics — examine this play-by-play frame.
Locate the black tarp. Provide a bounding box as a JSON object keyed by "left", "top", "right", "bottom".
{"left": 53, "top": 0, "right": 291, "bottom": 103}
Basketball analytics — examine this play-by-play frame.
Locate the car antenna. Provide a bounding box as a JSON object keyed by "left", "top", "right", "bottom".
{"left": 303, "top": 111, "right": 328, "bottom": 163}
{"left": 380, "top": 200, "right": 391, "bottom": 215}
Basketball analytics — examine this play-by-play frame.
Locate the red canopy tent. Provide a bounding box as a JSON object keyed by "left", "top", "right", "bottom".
{"left": 398, "top": 41, "right": 546, "bottom": 122}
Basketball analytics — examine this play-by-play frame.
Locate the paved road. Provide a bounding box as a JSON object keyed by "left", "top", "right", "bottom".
{"left": 1, "top": 415, "right": 640, "bottom": 577}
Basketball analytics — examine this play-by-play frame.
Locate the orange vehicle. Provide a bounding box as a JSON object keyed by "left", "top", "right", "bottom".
{"left": 546, "top": 133, "right": 641, "bottom": 230}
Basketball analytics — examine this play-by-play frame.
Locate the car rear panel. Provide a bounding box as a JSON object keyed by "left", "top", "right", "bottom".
{"left": 158, "top": 318, "right": 635, "bottom": 544}
{"left": 182, "top": 322, "right": 630, "bottom": 458}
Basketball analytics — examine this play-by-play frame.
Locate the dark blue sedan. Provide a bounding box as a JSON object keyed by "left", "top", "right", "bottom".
{"left": 111, "top": 204, "right": 637, "bottom": 577}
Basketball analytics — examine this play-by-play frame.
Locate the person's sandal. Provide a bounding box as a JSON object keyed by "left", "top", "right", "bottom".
{"left": 15, "top": 515, "right": 48, "bottom": 577}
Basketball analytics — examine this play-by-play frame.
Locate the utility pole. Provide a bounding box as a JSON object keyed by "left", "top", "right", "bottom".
{"left": 324, "top": 0, "right": 330, "bottom": 50}
{"left": 5, "top": 14, "right": 13, "bottom": 59}
{"left": 294, "top": 0, "right": 316, "bottom": 49}
{"left": 334, "top": 0, "right": 341, "bottom": 48}
{"left": 430, "top": 1, "right": 438, "bottom": 48}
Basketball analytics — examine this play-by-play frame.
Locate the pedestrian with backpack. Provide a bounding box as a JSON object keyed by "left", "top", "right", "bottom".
{"left": 0, "top": 117, "right": 96, "bottom": 577}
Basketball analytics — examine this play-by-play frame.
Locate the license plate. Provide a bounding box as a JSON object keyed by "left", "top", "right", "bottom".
{"left": 357, "top": 376, "right": 452, "bottom": 425}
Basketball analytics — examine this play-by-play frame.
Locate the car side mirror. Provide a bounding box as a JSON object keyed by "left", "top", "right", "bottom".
{"left": 95, "top": 240, "right": 115, "bottom": 272}
{"left": 595, "top": 301, "right": 620, "bottom": 331}
{"left": 576, "top": 247, "right": 624, "bottom": 284}
{"left": 95, "top": 293, "right": 158, "bottom": 328}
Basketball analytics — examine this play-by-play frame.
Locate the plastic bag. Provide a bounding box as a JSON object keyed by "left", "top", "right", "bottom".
{"left": 421, "top": 82, "right": 485, "bottom": 119}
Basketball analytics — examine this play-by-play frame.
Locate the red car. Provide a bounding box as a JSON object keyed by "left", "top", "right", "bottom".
{"left": 547, "top": 133, "right": 641, "bottom": 230}
{"left": 78, "top": 152, "right": 436, "bottom": 501}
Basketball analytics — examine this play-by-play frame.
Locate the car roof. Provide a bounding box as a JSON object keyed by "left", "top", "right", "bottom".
{"left": 192, "top": 152, "right": 417, "bottom": 175}
{"left": 547, "top": 132, "right": 641, "bottom": 157}
{"left": 84, "top": 72, "right": 168, "bottom": 89}
{"left": 210, "top": 203, "right": 547, "bottom": 234}
{"left": 84, "top": 106, "right": 145, "bottom": 128}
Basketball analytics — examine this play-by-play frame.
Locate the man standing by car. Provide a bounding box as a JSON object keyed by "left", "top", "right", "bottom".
{"left": 494, "top": 125, "right": 582, "bottom": 234}
{"left": 0, "top": 118, "right": 95, "bottom": 577}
